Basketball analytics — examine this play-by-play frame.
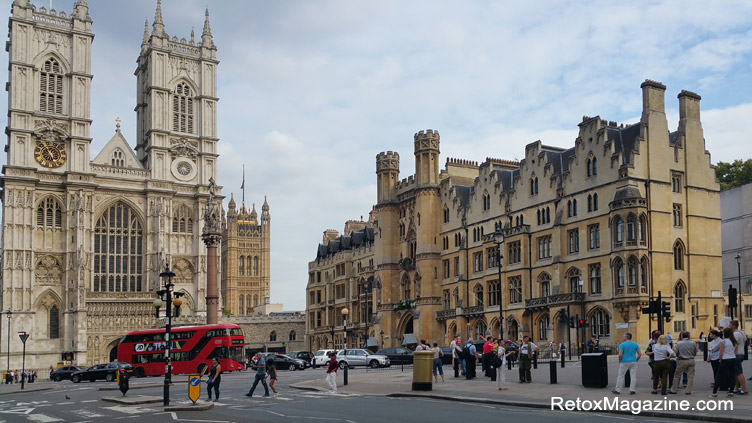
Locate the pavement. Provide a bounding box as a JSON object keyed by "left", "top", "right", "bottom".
{"left": 0, "top": 380, "right": 56, "bottom": 395}
{"left": 291, "top": 356, "right": 752, "bottom": 423}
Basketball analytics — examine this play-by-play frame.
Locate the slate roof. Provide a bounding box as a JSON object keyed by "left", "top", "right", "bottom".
{"left": 315, "top": 226, "right": 375, "bottom": 260}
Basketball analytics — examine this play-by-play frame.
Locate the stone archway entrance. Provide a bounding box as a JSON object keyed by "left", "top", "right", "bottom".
{"left": 106, "top": 339, "right": 120, "bottom": 363}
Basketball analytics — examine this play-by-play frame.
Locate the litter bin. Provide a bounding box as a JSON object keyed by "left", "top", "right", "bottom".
{"left": 412, "top": 351, "right": 433, "bottom": 391}
{"left": 581, "top": 352, "right": 608, "bottom": 388}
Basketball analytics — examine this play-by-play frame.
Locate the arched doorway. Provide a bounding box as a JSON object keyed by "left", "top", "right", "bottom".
{"left": 397, "top": 314, "right": 416, "bottom": 347}
{"left": 507, "top": 317, "right": 519, "bottom": 342}
{"left": 107, "top": 339, "right": 120, "bottom": 362}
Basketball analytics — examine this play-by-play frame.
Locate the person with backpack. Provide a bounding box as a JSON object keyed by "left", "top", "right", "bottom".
{"left": 415, "top": 339, "right": 430, "bottom": 351}
{"left": 517, "top": 336, "right": 538, "bottom": 383}
{"left": 431, "top": 342, "right": 445, "bottom": 382}
{"left": 464, "top": 337, "right": 478, "bottom": 379}
{"left": 451, "top": 335, "right": 465, "bottom": 377}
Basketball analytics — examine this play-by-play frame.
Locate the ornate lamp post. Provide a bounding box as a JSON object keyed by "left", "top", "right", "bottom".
{"left": 493, "top": 224, "right": 504, "bottom": 340}
{"left": 342, "top": 307, "right": 349, "bottom": 386}
{"left": 18, "top": 331, "right": 28, "bottom": 389}
{"left": 153, "top": 264, "right": 184, "bottom": 406}
{"left": 737, "top": 252, "right": 743, "bottom": 329}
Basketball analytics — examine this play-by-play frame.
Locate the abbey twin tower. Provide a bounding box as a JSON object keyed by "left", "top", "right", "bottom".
{"left": 0, "top": 0, "right": 270, "bottom": 369}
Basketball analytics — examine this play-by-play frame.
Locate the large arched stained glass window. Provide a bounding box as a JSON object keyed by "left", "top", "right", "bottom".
{"left": 93, "top": 202, "right": 144, "bottom": 292}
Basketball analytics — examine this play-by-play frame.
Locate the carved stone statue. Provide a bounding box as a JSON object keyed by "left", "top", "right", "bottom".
{"left": 203, "top": 177, "right": 221, "bottom": 235}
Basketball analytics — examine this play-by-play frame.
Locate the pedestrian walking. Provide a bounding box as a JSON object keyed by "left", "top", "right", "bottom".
{"left": 495, "top": 342, "right": 512, "bottom": 391}
{"left": 670, "top": 331, "right": 697, "bottom": 394}
{"left": 206, "top": 357, "right": 221, "bottom": 402}
{"left": 464, "top": 337, "right": 478, "bottom": 379}
{"left": 267, "top": 358, "right": 278, "bottom": 396}
{"left": 612, "top": 332, "right": 641, "bottom": 395}
{"left": 517, "top": 336, "right": 537, "bottom": 383}
{"left": 648, "top": 334, "right": 675, "bottom": 395}
{"left": 325, "top": 351, "right": 338, "bottom": 394}
{"left": 707, "top": 329, "right": 722, "bottom": 389}
{"left": 710, "top": 327, "right": 738, "bottom": 398}
{"left": 246, "top": 353, "right": 270, "bottom": 397}
{"left": 729, "top": 320, "right": 748, "bottom": 395}
{"left": 431, "top": 342, "right": 444, "bottom": 383}
{"left": 451, "top": 335, "right": 464, "bottom": 377}
{"left": 482, "top": 337, "right": 494, "bottom": 377}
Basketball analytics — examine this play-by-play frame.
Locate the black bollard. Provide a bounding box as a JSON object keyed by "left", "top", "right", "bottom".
{"left": 344, "top": 364, "right": 348, "bottom": 386}
{"left": 549, "top": 359, "right": 557, "bottom": 384}
{"left": 703, "top": 341, "right": 708, "bottom": 362}
{"left": 533, "top": 352, "right": 538, "bottom": 369}
{"left": 561, "top": 352, "right": 565, "bottom": 368}
{"left": 118, "top": 370, "right": 130, "bottom": 397}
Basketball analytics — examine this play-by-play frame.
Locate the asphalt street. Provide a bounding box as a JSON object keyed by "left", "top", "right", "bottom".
{"left": 0, "top": 368, "right": 714, "bottom": 423}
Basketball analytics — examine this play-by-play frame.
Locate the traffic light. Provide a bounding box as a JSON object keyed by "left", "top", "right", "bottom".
{"left": 578, "top": 318, "right": 585, "bottom": 328}
{"left": 729, "top": 286, "right": 738, "bottom": 308}
{"left": 661, "top": 301, "right": 671, "bottom": 323}
{"left": 642, "top": 300, "right": 659, "bottom": 315}
{"left": 569, "top": 317, "right": 575, "bottom": 329}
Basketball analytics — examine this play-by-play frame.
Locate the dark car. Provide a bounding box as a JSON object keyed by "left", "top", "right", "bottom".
{"left": 438, "top": 346, "right": 453, "bottom": 365}
{"left": 375, "top": 347, "right": 413, "bottom": 365}
{"left": 50, "top": 366, "right": 83, "bottom": 382}
{"left": 287, "top": 351, "right": 313, "bottom": 367}
{"left": 261, "top": 353, "right": 306, "bottom": 371}
{"left": 71, "top": 362, "right": 132, "bottom": 383}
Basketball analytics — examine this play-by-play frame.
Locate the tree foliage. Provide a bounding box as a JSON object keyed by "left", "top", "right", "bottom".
{"left": 715, "top": 159, "right": 752, "bottom": 191}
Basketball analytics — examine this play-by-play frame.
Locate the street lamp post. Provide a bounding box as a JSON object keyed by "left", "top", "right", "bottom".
{"left": 153, "top": 264, "right": 184, "bottom": 406}
{"left": 18, "top": 331, "right": 28, "bottom": 389}
{"left": 342, "top": 307, "right": 349, "bottom": 386}
{"left": 493, "top": 224, "right": 504, "bottom": 340}
{"left": 737, "top": 252, "right": 743, "bottom": 329}
{"left": 5, "top": 311, "right": 11, "bottom": 383}
{"left": 330, "top": 326, "right": 335, "bottom": 348}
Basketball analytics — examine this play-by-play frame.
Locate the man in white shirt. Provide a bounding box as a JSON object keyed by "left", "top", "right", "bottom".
{"left": 729, "top": 320, "right": 748, "bottom": 395}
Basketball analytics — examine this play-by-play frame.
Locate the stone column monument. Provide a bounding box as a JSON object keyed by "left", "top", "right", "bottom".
{"left": 202, "top": 178, "right": 221, "bottom": 324}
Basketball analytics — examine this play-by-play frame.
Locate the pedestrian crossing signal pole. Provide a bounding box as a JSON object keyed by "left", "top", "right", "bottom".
{"left": 342, "top": 307, "right": 349, "bottom": 386}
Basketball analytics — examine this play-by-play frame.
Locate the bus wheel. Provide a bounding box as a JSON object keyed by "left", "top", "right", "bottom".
{"left": 135, "top": 367, "right": 145, "bottom": 378}
{"left": 197, "top": 363, "right": 208, "bottom": 375}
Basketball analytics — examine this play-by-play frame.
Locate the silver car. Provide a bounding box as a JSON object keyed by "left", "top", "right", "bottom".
{"left": 336, "top": 348, "right": 390, "bottom": 369}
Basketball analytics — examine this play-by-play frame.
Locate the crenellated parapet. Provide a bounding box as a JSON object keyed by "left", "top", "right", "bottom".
{"left": 376, "top": 151, "right": 400, "bottom": 172}
{"left": 414, "top": 129, "right": 440, "bottom": 153}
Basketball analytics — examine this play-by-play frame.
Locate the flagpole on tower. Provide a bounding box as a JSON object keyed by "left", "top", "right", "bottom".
{"left": 240, "top": 164, "right": 245, "bottom": 204}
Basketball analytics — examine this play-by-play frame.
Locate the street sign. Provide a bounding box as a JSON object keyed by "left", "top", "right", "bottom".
{"left": 18, "top": 333, "right": 29, "bottom": 343}
{"left": 188, "top": 375, "right": 201, "bottom": 404}
{"left": 615, "top": 323, "right": 629, "bottom": 329}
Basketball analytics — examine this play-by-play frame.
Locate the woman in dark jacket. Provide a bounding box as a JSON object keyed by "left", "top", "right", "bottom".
{"left": 267, "top": 358, "right": 278, "bottom": 396}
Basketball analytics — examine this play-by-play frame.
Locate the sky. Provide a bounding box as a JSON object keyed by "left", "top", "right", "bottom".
{"left": 2, "top": 0, "right": 751, "bottom": 311}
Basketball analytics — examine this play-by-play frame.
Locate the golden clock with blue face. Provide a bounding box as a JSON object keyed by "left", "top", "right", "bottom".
{"left": 34, "top": 140, "right": 67, "bottom": 169}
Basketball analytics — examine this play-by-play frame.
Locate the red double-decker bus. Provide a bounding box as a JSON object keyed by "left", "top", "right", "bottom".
{"left": 118, "top": 323, "right": 245, "bottom": 377}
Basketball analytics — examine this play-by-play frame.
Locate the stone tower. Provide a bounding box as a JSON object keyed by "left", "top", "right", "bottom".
{"left": 134, "top": 1, "right": 219, "bottom": 185}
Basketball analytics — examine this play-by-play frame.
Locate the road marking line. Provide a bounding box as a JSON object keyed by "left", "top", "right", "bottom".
{"left": 27, "top": 414, "right": 64, "bottom": 423}
{"left": 80, "top": 400, "right": 98, "bottom": 403}
{"left": 57, "top": 402, "right": 74, "bottom": 405}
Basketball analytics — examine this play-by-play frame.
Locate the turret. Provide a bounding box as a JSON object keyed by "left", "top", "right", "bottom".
{"left": 261, "top": 196, "right": 270, "bottom": 225}
{"left": 376, "top": 151, "right": 400, "bottom": 204}
{"left": 414, "top": 129, "right": 440, "bottom": 186}
{"left": 73, "top": 0, "right": 91, "bottom": 22}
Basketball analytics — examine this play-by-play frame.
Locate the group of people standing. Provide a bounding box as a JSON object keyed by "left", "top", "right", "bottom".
{"left": 449, "top": 334, "right": 537, "bottom": 390}
{"left": 612, "top": 319, "right": 748, "bottom": 397}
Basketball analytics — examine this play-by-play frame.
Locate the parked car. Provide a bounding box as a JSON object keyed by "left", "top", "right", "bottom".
{"left": 71, "top": 362, "right": 132, "bottom": 383}
{"left": 375, "top": 347, "right": 413, "bottom": 365}
{"left": 336, "top": 349, "right": 390, "bottom": 369}
{"left": 288, "top": 351, "right": 313, "bottom": 367}
{"left": 50, "top": 366, "right": 83, "bottom": 382}
{"left": 438, "top": 346, "right": 453, "bottom": 365}
{"left": 261, "top": 353, "right": 307, "bottom": 371}
{"left": 311, "top": 349, "right": 335, "bottom": 367}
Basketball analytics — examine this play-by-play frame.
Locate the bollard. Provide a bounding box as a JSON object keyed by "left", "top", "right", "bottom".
{"left": 343, "top": 364, "right": 348, "bottom": 386}
{"left": 507, "top": 356, "right": 512, "bottom": 370}
{"left": 703, "top": 341, "right": 708, "bottom": 362}
{"left": 549, "top": 359, "right": 557, "bottom": 384}
{"left": 533, "top": 352, "right": 538, "bottom": 369}
{"left": 412, "top": 351, "right": 433, "bottom": 391}
{"left": 561, "top": 352, "right": 565, "bottom": 368}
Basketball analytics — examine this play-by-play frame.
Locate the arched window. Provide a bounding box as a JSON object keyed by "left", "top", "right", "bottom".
{"left": 452, "top": 288, "right": 459, "bottom": 308}
{"left": 474, "top": 321, "right": 487, "bottom": 340}
{"left": 443, "top": 290, "right": 451, "bottom": 309}
{"left": 587, "top": 158, "right": 592, "bottom": 177}
{"left": 239, "top": 256, "right": 245, "bottom": 275}
{"left": 530, "top": 177, "right": 538, "bottom": 195}
{"left": 289, "top": 330, "right": 297, "bottom": 341}
{"left": 49, "top": 305, "right": 60, "bottom": 339}
{"left": 613, "top": 258, "right": 624, "bottom": 288}
{"left": 246, "top": 296, "right": 252, "bottom": 313}
{"left": 592, "top": 157, "right": 597, "bottom": 176}
{"left": 172, "top": 82, "right": 194, "bottom": 133}
{"left": 567, "top": 267, "right": 582, "bottom": 293}
{"left": 590, "top": 309, "right": 610, "bottom": 337}
{"left": 111, "top": 149, "right": 125, "bottom": 167}
{"left": 567, "top": 200, "right": 572, "bottom": 217}
{"left": 474, "top": 284, "right": 484, "bottom": 307}
{"left": 507, "top": 319, "right": 519, "bottom": 341}
{"left": 589, "top": 263, "right": 602, "bottom": 294}
{"left": 593, "top": 193, "right": 598, "bottom": 211}
{"left": 488, "top": 281, "right": 500, "bottom": 306}
{"left": 269, "top": 331, "right": 277, "bottom": 342}
{"left": 172, "top": 204, "right": 193, "bottom": 233}
{"left": 538, "top": 273, "right": 551, "bottom": 297}
{"left": 443, "top": 206, "right": 449, "bottom": 223}
{"left": 253, "top": 294, "right": 259, "bottom": 307}
{"left": 639, "top": 214, "right": 647, "bottom": 244}
{"left": 93, "top": 202, "right": 143, "bottom": 292}
{"left": 238, "top": 295, "right": 244, "bottom": 316}
{"left": 538, "top": 315, "right": 550, "bottom": 341}
{"left": 628, "top": 256, "right": 638, "bottom": 286}
{"left": 403, "top": 277, "right": 411, "bottom": 300}
{"left": 247, "top": 256, "right": 252, "bottom": 276}
{"left": 640, "top": 257, "right": 649, "bottom": 287}
{"left": 537, "top": 209, "right": 541, "bottom": 225}
{"left": 588, "top": 195, "right": 593, "bottom": 212}
{"left": 546, "top": 207, "right": 550, "bottom": 223}
{"left": 37, "top": 197, "right": 63, "bottom": 228}
{"left": 613, "top": 216, "right": 624, "bottom": 244}
{"left": 674, "top": 281, "right": 686, "bottom": 313}
{"left": 572, "top": 199, "right": 577, "bottom": 216}
{"left": 673, "top": 241, "right": 684, "bottom": 270}
{"left": 627, "top": 214, "right": 636, "bottom": 241}
{"left": 40, "top": 58, "right": 63, "bottom": 114}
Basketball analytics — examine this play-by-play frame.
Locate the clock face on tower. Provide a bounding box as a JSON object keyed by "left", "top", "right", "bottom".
{"left": 34, "top": 140, "right": 67, "bottom": 169}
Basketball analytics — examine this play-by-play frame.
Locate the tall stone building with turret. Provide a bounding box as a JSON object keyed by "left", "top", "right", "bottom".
{"left": 0, "top": 0, "right": 223, "bottom": 368}
{"left": 307, "top": 81, "right": 723, "bottom": 351}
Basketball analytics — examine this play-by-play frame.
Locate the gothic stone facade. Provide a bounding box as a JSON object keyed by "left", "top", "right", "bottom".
{"left": 221, "top": 195, "right": 271, "bottom": 317}
{"left": 0, "top": 0, "right": 223, "bottom": 368}
{"left": 307, "top": 80, "right": 723, "bottom": 351}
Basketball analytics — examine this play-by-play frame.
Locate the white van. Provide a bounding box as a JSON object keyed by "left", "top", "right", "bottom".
{"left": 311, "top": 349, "right": 335, "bottom": 367}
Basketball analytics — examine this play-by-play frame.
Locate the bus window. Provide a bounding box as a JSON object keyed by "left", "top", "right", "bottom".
{"left": 229, "top": 346, "right": 244, "bottom": 363}
{"left": 171, "top": 331, "right": 197, "bottom": 340}
{"left": 230, "top": 329, "right": 244, "bottom": 337}
{"left": 208, "top": 347, "right": 228, "bottom": 359}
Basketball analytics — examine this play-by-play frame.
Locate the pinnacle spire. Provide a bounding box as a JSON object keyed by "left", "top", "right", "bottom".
{"left": 73, "top": 0, "right": 91, "bottom": 22}
{"left": 152, "top": 0, "right": 166, "bottom": 38}
{"left": 142, "top": 19, "right": 150, "bottom": 44}
{"left": 201, "top": 6, "right": 214, "bottom": 47}
{"left": 190, "top": 27, "right": 195, "bottom": 44}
